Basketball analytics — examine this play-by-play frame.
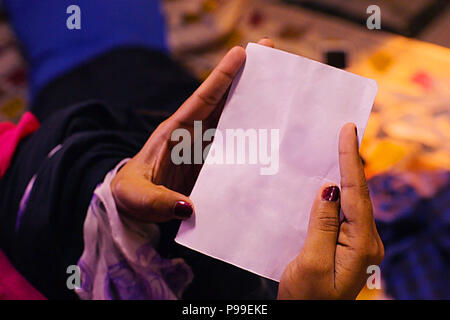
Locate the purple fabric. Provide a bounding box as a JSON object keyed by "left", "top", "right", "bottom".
{"left": 76, "top": 159, "right": 193, "bottom": 300}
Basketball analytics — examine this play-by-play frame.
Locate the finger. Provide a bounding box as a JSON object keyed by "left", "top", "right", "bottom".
{"left": 113, "top": 177, "right": 194, "bottom": 223}
{"left": 302, "top": 184, "right": 341, "bottom": 266}
{"left": 170, "top": 46, "right": 246, "bottom": 126}
{"left": 338, "top": 123, "right": 373, "bottom": 227}
{"left": 258, "top": 37, "right": 274, "bottom": 48}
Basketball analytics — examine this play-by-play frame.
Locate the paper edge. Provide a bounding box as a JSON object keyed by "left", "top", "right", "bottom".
{"left": 174, "top": 237, "right": 281, "bottom": 282}
{"left": 247, "top": 42, "right": 380, "bottom": 87}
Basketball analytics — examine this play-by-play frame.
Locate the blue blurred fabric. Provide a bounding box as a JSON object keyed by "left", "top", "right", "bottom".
{"left": 370, "top": 171, "right": 450, "bottom": 299}
{"left": 3, "top": 0, "right": 168, "bottom": 100}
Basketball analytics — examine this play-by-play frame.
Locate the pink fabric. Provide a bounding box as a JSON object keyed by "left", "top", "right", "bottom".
{"left": 0, "top": 111, "right": 40, "bottom": 178}
{"left": 0, "top": 112, "right": 44, "bottom": 299}
{"left": 0, "top": 250, "right": 46, "bottom": 300}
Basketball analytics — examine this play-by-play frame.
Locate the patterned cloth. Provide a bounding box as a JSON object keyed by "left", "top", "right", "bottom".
{"left": 371, "top": 171, "right": 450, "bottom": 299}
{"left": 76, "top": 159, "right": 193, "bottom": 300}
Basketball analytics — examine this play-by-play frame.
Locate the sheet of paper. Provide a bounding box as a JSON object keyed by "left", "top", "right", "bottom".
{"left": 175, "top": 43, "right": 378, "bottom": 282}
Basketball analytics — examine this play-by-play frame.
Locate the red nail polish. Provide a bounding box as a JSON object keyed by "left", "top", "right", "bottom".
{"left": 322, "top": 186, "right": 340, "bottom": 202}
{"left": 174, "top": 201, "right": 193, "bottom": 218}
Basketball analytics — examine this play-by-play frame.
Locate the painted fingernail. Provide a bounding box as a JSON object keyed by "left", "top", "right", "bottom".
{"left": 322, "top": 186, "right": 340, "bottom": 202}
{"left": 174, "top": 201, "right": 193, "bottom": 218}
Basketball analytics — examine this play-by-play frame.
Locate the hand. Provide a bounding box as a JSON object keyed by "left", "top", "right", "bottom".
{"left": 110, "top": 38, "right": 275, "bottom": 223}
{"left": 278, "top": 123, "right": 384, "bottom": 300}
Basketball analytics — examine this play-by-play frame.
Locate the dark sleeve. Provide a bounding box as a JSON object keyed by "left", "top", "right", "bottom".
{"left": 0, "top": 101, "right": 153, "bottom": 299}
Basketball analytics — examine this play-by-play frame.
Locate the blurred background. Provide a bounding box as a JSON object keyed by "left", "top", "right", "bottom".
{"left": 0, "top": 0, "right": 448, "bottom": 299}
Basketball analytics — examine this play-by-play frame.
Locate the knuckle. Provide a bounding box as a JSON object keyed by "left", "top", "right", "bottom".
{"left": 341, "top": 179, "right": 370, "bottom": 199}
{"left": 315, "top": 214, "right": 340, "bottom": 233}
{"left": 217, "top": 66, "right": 234, "bottom": 82}
{"left": 111, "top": 176, "right": 126, "bottom": 199}
{"left": 111, "top": 176, "right": 135, "bottom": 214}
{"left": 338, "top": 148, "right": 353, "bottom": 157}
{"left": 358, "top": 182, "right": 371, "bottom": 199}
{"left": 197, "top": 91, "right": 217, "bottom": 107}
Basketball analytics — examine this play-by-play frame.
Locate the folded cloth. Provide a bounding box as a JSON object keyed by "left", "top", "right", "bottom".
{"left": 372, "top": 171, "right": 450, "bottom": 299}
{"left": 0, "top": 101, "right": 158, "bottom": 299}
{"left": 0, "top": 112, "right": 40, "bottom": 178}
{"left": 0, "top": 250, "right": 46, "bottom": 300}
{"left": 76, "top": 159, "right": 193, "bottom": 300}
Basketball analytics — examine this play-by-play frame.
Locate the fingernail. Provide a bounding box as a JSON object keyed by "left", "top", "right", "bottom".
{"left": 322, "top": 186, "right": 340, "bottom": 202}
{"left": 174, "top": 201, "right": 193, "bottom": 218}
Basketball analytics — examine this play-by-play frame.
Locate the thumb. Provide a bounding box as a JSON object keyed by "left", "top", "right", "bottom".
{"left": 112, "top": 175, "right": 194, "bottom": 223}
{"left": 302, "top": 185, "right": 341, "bottom": 264}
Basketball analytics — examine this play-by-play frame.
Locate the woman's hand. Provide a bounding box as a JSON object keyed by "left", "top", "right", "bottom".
{"left": 110, "top": 38, "right": 274, "bottom": 223}
{"left": 111, "top": 37, "right": 383, "bottom": 300}
{"left": 278, "top": 123, "right": 384, "bottom": 300}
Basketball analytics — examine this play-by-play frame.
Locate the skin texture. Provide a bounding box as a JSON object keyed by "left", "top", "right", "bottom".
{"left": 277, "top": 123, "right": 384, "bottom": 300}
{"left": 110, "top": 38, "right": 384, "bottom": 299}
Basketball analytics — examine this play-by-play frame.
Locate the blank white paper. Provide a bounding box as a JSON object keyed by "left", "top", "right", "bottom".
{"left": 175, "top": 43, "right": 378, "bottom": 281}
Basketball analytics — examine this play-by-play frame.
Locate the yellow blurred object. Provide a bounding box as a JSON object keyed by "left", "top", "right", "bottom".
{"left": 369, "top": 51, "right": 393, "bottom": 73}
{"left": 361, "top": 112, "right": 381, "bottom": 143}
{"left": 415, "top": 151, "right": 450, "bottom": 171}
{"left": 0, "top": 97, "right": 25, "bottom": 119}
{"left": 361, "top": 139, "right": 416, "bottom": 178}
{"left": 351, "top": 37, "right": 450, "bottom": 177}
{"left": 222, "top": 29, "right": 243, "bottom": 49}
{"left": 357, "top": 286, "right": 389, "bottom": 300}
